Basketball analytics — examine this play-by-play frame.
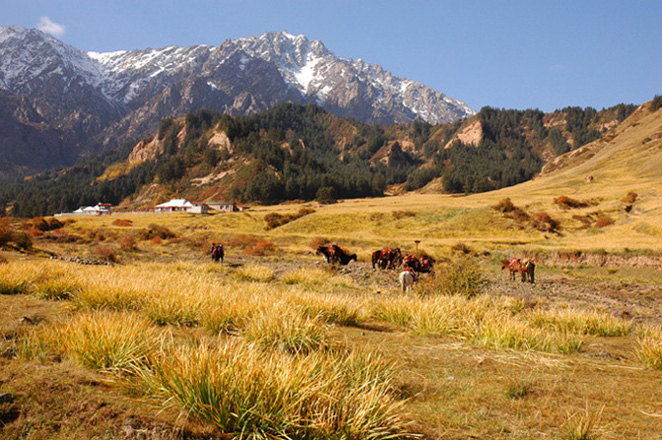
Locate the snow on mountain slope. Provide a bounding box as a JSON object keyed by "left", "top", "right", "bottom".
{"left": 0, "top": 25, "right": 105, "bottom": 95}
{"left": 80, "top": 30, "right": 474, "bottom": 123}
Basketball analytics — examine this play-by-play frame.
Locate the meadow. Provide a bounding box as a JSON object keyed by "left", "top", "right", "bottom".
{"left": 1, "top": 103, "right": 662, "bottom": 439}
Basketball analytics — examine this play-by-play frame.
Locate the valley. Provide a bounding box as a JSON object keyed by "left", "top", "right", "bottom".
{"left": 1, "top": 98, "right": 661, "bottom": 438}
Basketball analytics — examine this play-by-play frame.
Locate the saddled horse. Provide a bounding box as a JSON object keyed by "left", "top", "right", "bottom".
{"left": 501, "top": 258, "right": 520, "bottom": 281}
{"left": 211, "top": 243, "right": 224, "bottom": 264}
{"left": 372, "top": 250, "right": 385, "bottom": 269}
{"left": 520, "top": 259, "right": 535, "bottom": 284}
{"left": 403, "top": 254, "right": 435, "bottom": 273}
{"left": 317, "top": 244, "right": 357, "bottom": 266}
{"left": 501, "top": 258, "right": 535, "bottom": 284}
{"left": 372, "top": 248, "right": 402, "bottom": 270}
{"left": 316, "top": 245, "right": 333, "bottom": 263}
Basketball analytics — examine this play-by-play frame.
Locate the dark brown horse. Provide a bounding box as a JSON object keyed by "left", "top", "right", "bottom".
{"left": 372, "top": 248, "right": 402, "bottom": 270}
{"left": 520, "top": 259, "right": 535, "bottom": 284}
{"left": 317, "top": 245, "right": 357, "bottom": 266}
{"left": 403, "top": 254, "right": 434, "bottom": 273}
{"left": 316, "top": 245, "right": 333, "bottom": 263}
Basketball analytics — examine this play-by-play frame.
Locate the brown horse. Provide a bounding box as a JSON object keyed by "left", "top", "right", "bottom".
{"left": 501, "top": 258, "right": 521, "bottom": 281}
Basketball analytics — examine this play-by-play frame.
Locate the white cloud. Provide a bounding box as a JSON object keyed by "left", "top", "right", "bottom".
{"left": 38, "top": 17, "right": 66, "bottom": 38}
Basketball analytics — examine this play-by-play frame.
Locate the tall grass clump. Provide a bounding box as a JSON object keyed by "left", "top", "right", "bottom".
{"left": 282, "top": 268, "right": 358, "bottom": 290}
{"left": 138, "top": 341, "right": 412, "bottom": 439}
{"left": 243, "top": 304, "right": 329, "bottom": 354}
{"left": 294, "top": 292, "right": 366, "bottom": 327}
{"left": 0, "top": 262, "right": 32, "bottom": 295}
{"left": 33, "top": 273, "right": 81, "bottom": 301}
{"left": 637, "top": 326, "right": 662, "bottom": 369}
{"left": 417, "top": 257, "right": 484, "bottom": 298}
{"left": 53, "top": 311, "right": 162, "bottom": 374}
{"left": 478, "top": 315, "right": 553, "bottom": 351}
{"left": 563, "top": 405, "right": 603, "bottom": 440}
{"left": 233, "top": 264, "right": 276, "bottom": 283}
{"left": 527, "top": 308, "right": 631, "bottom": 336}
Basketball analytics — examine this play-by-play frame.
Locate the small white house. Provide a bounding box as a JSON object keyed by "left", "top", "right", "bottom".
{"left": 154, "top": 199, "right": 208, "bottom": 214}
{"left": 154, "top": 199, "right": 194, "bottom": 212}
{"left": 80, "top": 203, "right": 112, "bottom": 215}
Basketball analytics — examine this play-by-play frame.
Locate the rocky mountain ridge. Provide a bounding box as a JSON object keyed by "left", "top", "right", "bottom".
{"left": 0, "top": 26, "right": 474, "bottom": 178}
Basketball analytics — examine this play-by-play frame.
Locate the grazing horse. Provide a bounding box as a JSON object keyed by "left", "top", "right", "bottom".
{"left": 399, "top": 269, "right": 416, "bottom": 293}
{"left": 372, "top": 248, "right": 402, "bottom": 270}
{"left": 501, "top": 258, "right": 521, "bottom": 281}
{"left": 372, "top": 250, "right": 386, "bottom": 269}
{"left": 404, "top": 254, "right": 435, "bottom": 273}
{"left": 318, "top": 244, "right": 357, "bottom": 266}
{"left": 211, "top": 243, "right": 224, "bottom": 264}
{"left": 316, "top": 245, "right": 333, "bottom": 263}
{"left": 337, "top": 251, "right": 358, "bottom": 265}
{"left": 520, "top": 259, "right": 535, "bottom": 284}
{"left": 418, "top": 255, "right": 435, "bottom": 273}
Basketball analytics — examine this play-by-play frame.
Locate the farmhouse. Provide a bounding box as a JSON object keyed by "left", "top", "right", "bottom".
{"left": 206, "top": 201, "right": 240, "bottom": 212}
{"left": 154, "top": 199, "right": 208, "bottom": 214}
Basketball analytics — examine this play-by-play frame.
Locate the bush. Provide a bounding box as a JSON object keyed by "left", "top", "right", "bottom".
{"left": 308, "top": 236, "right": 330, "bottom": 250}
{"left": 228, "top": 235, "right": 278, "bottom": 256}
{"left": 451, "top": 242, "right": 472, "bottom": 254}
{"left": 532, "top": 212, "right": 560, "bottom": 233}
{"left": 0, "top": 218, "right": 12, "bottom": 247}
{"left": 12, "top": 231, "right": 33, "bottom": 250}
{"left": 139, "top": 224, "right": 176, "bottom": 240}
{"left": 595, "top": 212, "right": 615, "bottom": 228}
{"left": 112, "top": 219, "right": 133, "bottom": 227}
{"left": 392, "top": 210, "right": 416, "bottom": 220}
{"left": 246, "top": 239, "right": 277, "bottom": 256}
{"left": 621, "top": 192, "right": 638, "bottom": 204}
{"left": 32, "top": 217, "right": 51, "bottom": 232}
{"left": 32, "top": 217, "right": 64, "bottom": 232}
{"left": 493, "top": 198, "right": 516, "bottom": 213}
{"left": 553, "top": 195, "right": 588, "bottom": 209}
{"left": 120, "top": 235, "right": 137, "bottom": 251}
{"left": 95, "top": 244, "right": 118, "bottom": 262}
{"left": 264, "top": 207, "right": 315, "bottom": 230}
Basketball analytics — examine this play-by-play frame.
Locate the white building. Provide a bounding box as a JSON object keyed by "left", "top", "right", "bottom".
{"left": 61, "top": 203, "right": 112, "bottom": 216}
{"left": 154, "top": 199, "right": 208, "bottom": 214}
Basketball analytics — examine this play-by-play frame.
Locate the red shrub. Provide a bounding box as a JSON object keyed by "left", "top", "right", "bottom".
{"left": 112, "top": 219, "right": 133, "bottom": 227}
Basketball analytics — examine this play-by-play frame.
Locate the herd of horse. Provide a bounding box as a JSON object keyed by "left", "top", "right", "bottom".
{"left": 317, "top": 245, "right": 435, "bottom": 274}
{"left": 211, "top": 242, "right": 535, "bottom": 292}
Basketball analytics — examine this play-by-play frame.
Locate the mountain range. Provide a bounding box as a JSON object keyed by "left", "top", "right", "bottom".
{"left": 0, "top": 26, "right": 474, "bottom": 179}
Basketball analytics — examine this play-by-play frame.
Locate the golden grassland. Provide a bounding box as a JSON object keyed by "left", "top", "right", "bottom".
{"left": 1, "top": 252, "right": 662, "bottom": 439}
{"left": 1, "top": 104, "right": 661, "bottom": 439}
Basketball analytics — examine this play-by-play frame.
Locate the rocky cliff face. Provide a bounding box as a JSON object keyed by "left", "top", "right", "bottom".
{"left": 0, "top": 26, "right": 475, "bottom": 177}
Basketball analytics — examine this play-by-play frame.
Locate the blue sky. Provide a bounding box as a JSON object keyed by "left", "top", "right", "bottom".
{"left": 3, "top": 0, "right": 661, "bottom": 112}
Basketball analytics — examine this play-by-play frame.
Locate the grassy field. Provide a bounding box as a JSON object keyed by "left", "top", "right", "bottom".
{"left": 1, "top": 104, "right": 661, "bottom": 439}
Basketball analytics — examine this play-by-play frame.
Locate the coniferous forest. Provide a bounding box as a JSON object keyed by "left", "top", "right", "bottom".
{"left": 0, "top": 102, "right": 636, "bottom": 217}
